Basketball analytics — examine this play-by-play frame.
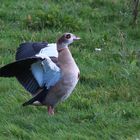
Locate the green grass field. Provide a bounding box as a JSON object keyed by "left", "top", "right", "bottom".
{"left": 0, "top": 0, "right": 140, "bottom": 139}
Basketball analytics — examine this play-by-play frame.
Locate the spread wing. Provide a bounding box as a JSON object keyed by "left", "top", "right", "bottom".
{"left": 0, "top": 43, "right": 60, "bottom": 95}
{"left": 0, "top": 57, "right": 41, "bottom": 95}
{"left": 0, "top": 57, "right": 40, "bottom": 77}
{"left": 16, "top": 42, "right": 48, "bottom": 60}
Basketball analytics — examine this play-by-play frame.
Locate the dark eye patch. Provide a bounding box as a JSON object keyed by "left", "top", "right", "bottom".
{"left": 65, "top": 34, "right": 71, "bottom": 39}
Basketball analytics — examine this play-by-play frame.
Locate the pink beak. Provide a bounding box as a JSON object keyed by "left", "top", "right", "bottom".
{"left": 73, "top": 36, "right": 81, "bottom": 40}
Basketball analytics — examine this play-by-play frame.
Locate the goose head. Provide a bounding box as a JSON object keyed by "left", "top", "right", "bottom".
{"left": 57, "top": 33, "right": 80, "bottom": 51}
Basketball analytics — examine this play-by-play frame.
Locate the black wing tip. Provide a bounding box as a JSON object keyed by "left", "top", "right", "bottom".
{"left": 22, "top": 102, "right": 29, "bottom": 107}
{"left": 0, "top": 68, "right": 14, "bottom": 77}
{"left": 22, "top": 88, "right": 46, "bottom": 106}
{"left": 22, "top": 98, "right": 35, "bottom": 106}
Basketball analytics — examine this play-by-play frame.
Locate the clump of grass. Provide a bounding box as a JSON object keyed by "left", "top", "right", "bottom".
{"left": 23, "top": 4, "right": 84, "bottom": 31}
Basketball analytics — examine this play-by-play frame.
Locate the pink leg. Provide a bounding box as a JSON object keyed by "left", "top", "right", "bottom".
{"left": 48, "top": 106, "right": 54, "bottom": 115}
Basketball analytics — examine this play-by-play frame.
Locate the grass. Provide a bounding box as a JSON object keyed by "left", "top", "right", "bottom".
{"left": 0, "top": 0, "right": 140, "bottom": 139}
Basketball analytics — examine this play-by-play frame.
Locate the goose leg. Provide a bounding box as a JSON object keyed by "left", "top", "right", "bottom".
{"left": 48, "top": 106, "right": 54, "bottom": 115}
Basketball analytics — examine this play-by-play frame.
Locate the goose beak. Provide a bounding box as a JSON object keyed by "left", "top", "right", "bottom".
{"left": 73, "top": 36, "right": 81, "bottom": 41}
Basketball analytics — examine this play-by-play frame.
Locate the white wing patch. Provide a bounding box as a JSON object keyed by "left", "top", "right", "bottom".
{"left": 31, "top": 43, "right": 61, "bottom": 89}
{"left": 31, "top": 59, "right": 61, "bottom": 89}
{"left": 36, "top": 43, "right": 58, "bottom": 58}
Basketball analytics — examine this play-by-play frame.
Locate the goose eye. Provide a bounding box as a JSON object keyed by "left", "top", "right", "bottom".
{"left": 65, "top": 34, "right": 71, "bottom": 39}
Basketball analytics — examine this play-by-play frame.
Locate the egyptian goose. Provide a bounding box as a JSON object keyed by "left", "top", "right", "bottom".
{"left": 0, "top": 33, "right": 80, "bottom": 115}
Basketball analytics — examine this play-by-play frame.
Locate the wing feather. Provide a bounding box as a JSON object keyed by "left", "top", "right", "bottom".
{"left": 16, "top": 42, "right": 48, "bottom": 60}
{"left": 0, "top": 42, "right": 60, "bottom": 95}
